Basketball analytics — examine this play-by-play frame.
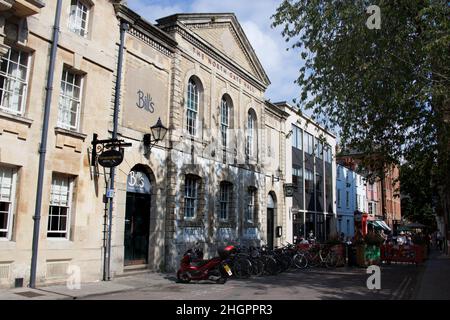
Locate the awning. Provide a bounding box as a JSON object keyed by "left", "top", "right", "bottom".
{"left": 378, "top": 220, "right": 392, "bottom": 231}
{"left": 368, "top": 220, "right": 392, "bottom": 232}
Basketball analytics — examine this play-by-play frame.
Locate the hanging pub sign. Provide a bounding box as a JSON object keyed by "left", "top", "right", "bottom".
{"left": 284, "top": 183, "right": 295, "bottom": 197}
{"left": 97, "top": 149, "right": 124, "bottom": 168}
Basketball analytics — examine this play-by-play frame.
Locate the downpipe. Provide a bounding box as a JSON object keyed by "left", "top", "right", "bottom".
{"left": 29, "top": 0, "right": 63, "bottom": 289}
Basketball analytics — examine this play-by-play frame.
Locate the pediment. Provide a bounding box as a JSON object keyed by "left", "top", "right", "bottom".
{"left": 157, "top": 14, "right": 270, "bottom": 87}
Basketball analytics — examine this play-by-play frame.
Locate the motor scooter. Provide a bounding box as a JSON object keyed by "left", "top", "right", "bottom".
{"left": 177, "top": 245, "right": 234, "bottom": 284}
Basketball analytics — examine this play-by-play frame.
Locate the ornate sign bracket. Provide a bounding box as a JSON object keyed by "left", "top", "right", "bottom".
{"left": 91, "top": 133, "right": 132, "bottom": 168}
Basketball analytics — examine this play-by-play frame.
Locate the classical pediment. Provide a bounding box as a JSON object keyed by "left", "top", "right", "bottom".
{"left": 157, "top": 13, "right": 270, "bottom": 87}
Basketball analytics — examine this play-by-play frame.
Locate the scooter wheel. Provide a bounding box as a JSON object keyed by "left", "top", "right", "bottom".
{"left": 216, "top": 277, "right": 227, "bottom": 284}
{"left": 177, "top": 271, "right": 191, "bottom": 283}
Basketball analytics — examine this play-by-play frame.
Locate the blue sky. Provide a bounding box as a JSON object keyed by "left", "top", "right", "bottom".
{"left": 126, "top": 0, "right": 302, "bottom": 105}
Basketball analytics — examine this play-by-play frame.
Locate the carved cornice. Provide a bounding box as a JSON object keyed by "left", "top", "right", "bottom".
{"left": 114, "top": 3, "right": 177, "bottom": 58}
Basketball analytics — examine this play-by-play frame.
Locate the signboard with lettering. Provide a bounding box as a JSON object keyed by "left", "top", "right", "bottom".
{"left": 122, "top": 53, "right": 169, "bottom": 133}
{"left": 97, "top": 149, "right": 124, "bottom": 168}
{"left": 127, "top": 170, "right": 151, "bottom": 194}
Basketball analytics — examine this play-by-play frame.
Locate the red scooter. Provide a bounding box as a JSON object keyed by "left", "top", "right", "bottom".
{"left": 177, "top": 245, "right": 234, "bottom": 284}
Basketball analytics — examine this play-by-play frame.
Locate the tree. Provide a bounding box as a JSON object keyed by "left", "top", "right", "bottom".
{"left": 272, "top": 0, "right": 450, "bottom": 226}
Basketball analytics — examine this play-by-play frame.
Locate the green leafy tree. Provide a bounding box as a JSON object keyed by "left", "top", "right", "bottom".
{"left": 272, "top": 0, "right": 450, "bottom": 224}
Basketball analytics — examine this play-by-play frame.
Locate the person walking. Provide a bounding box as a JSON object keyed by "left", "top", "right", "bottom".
{"left": 437, "top": 231, "right": 443, "bottom": 252}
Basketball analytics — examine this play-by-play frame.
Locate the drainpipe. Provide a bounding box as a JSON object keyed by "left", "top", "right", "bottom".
{"left": 29, "top": 0, "right": 63, "bottom": 289}
{"left": 105, "top": 20, "right": 129, "bottom": 281}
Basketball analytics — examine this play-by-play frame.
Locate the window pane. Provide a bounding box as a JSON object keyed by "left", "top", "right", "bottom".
{"left": 0, "top": 202, "right": 10, "bottom": 230}
{"left": 58, "top": 69, "right": 82, "bottom": 130}
{"left": 0, "top": 49, "right": 29, "bottom": 114}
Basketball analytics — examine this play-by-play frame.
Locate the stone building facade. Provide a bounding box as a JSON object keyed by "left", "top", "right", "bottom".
{"left": 0, "top": 1, "right": 297, "bottom": 287}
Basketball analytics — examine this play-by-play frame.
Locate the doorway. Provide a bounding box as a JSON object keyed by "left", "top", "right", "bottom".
{"left": 267, "top": 192, "right": 276, "bottom": 250}
{"left": 124, "top": 168, "right": 152, "bottom": 266}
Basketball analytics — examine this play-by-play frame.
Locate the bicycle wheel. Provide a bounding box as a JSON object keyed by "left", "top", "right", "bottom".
{"left": 325, "top": 252, "right": 338, "bottom": 268}
{"left": 263, "top": 256, "right": 278, "bottom": 275}
{"left": 251, "top": 258, "right": 265, "bottom": 277}
{"left": 307, "top": 252, "right": 320, "bottom": 268}
{"left": 293, "top": 253, "right": 308, "bottom": 269}
{"left": 279, "top": 255, "right": 292, "bottom": 272}
{"left": 232, "top": 258, "right": 252, "bottom": 278}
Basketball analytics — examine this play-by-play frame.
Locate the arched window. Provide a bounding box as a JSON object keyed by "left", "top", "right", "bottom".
{"left": 186, "top": 78, "right": 200, "bottom": 136}
{"left": 220, "top": 96, "right": 231, "bottom": 147}
{"left": 246, "top": 110, "right": 256, "bottom": 156}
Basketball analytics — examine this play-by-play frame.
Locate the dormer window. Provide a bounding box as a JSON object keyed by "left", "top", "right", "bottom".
{"left": 68, "top": 0, "right": 90, "bottom": 37}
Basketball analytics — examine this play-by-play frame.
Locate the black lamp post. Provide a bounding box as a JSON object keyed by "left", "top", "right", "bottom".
{"left": 144, "top": 117, "right": 168, "bottom": 151}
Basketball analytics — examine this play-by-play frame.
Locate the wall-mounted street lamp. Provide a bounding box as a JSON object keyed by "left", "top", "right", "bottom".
{"left": 143, "top": 117, "right": 168, "bottom": 152}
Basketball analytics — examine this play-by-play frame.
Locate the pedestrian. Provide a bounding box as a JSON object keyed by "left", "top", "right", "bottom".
{"left": 397, "top": 231, "right": 406, "bottom": 245}
{"left": 437, "top": 231, "right": 443, "bottom": 252}
{"left": 308, "top": 230, "right": 316, "bottom": 244}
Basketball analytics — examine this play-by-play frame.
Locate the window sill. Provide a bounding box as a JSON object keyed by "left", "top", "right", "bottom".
{"left": 54, "top": 127, "right": 87, "bottom": 140}
{"left": 0, "top": 110, "right": 33, "bottom": 127}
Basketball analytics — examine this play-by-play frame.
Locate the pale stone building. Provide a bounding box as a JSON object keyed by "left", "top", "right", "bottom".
{"left": 0, "top": 1, "right": 297, "bottom": 288}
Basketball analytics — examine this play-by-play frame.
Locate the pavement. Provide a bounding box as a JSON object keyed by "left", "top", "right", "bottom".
{"left": 414, "top": 250, "right": 450, "bottom": 300}
{"left": 0, "top": 263, "right": 425, "bottom": 300}
{"left": 1, "top": 250, "right": 448, "bottom": 300}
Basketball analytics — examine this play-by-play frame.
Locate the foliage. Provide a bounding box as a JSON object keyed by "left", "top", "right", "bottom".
{"left": 400, "top": 149, "right": 437, "bottom": 228}
{"left": 271, "top": 0, "right": 450, "bottom": 218}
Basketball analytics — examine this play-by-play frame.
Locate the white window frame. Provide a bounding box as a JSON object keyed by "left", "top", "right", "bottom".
{"left": 186, "top": 79, "right": 199, "bottom": 137}
{"left": 47, "top": 174, "right": 74, "bottom": 239}
{"left": 246, "top": 188, "right": 256, "bottom": 223}
{"left": 0, "top": 167, "right": 17, "bottom": 241}
{"left": 324, "top": 144, "right": 332, "bottom": 163}
{"left": 0, "top": 48, "right": 30, "bottom": 116}
{"left": 68, "top": 0, "right": 90, "bottom": 38}
{"left": 315, "top": 140, "right": 323, "bottom": 159}
{"left": 184, "top": 176, "right": 198, "bottom": 220}
{"left": 291, "top": 125, "right": 302, "bottom": 150}
{"left": 246, "top": 111, "right": 255, "bottom": 156}
{"left": 219, "top": 182, "right": 231, "bottom": 221}
{"left": 220, "top": 97, "right": 230, "bottom": 148}
{"left": 57, "top": 68, "right": 83, "bottom": 131}
{"left": 304, "top": 132, "right": 314, "bottom": 155}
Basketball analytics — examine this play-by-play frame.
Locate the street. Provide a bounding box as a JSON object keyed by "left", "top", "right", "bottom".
{"left": 80, "top": 264, "right": 421, "bottom": 300}
{"left": 3, "top": 251, "right": 449, "bottom": 301}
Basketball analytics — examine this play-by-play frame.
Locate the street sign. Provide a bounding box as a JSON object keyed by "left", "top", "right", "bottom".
{"left": 98, "top": 149, "right": 124, "bottom": 168}
{"left": 106, "top": 189, "right": 114, "bottom": 198}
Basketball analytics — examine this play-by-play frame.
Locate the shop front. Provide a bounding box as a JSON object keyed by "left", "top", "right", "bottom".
{"left": 124, "top": 166, "right": 153, "bottom": 267}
